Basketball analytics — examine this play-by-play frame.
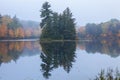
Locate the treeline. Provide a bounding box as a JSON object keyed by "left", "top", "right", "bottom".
{"left": 77, "top": 19, "right": 120, "bottom": 40}
{"left": 0, "top": 14, "right": 40, "bottom": 39}
{"left": 40, "top": 2, "right": 76, "bottom": 40}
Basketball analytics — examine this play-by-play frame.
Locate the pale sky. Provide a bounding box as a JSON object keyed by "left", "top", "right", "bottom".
{"left": 0, "top": 0, "right": 120, "bottom": 26}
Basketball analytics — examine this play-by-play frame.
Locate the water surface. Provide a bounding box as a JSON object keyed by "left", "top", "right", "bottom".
{"left": 0, "top": 40, "right": 120, "bottom": 80}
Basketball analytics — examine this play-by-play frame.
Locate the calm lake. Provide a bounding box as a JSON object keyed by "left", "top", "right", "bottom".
{"left": 0, "top": 40, "right": 120, "bottom": 80}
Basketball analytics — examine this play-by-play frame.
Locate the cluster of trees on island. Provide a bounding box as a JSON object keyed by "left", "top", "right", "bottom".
{"left": 40, "top": 2, "right": 76, "bottom": 41}
{"left": 0, "top": 14, "right": 40, "bottom": 39}
{"left": 77, "top": 19, "right": 120, "bottom": 40}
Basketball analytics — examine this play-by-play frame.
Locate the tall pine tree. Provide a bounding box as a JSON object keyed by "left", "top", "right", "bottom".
{"left": 0, "top": 14, "right": 2, "bottom": 24}
{"left": 40, "top": 2, "right": 52, "bottom": 28}
{"left": 40, "top": 2, "right": 53, "bottom": 40}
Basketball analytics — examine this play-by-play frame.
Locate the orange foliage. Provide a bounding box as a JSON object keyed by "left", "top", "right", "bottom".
{"left": 18, "top": 42, "right": 24, "bottom": 51}
{"left": 0, "top": 24, "right": 7, "bottom": 37}
{"left": 14, "top": 27, "right": 25, "bottom": 38}
{"left": 2, "top": 15, "right": 12, "bottom": 25}
{"left": 19, "top": 27, "right": 24, "bottom": 38}
{"left": 0, "top": 41, "right": 41, "bottom": 63}
{"left": 78, "top": 27, "right": 85, "bottom": 33}
{"left": 25, "top": 41, "right": 32, "bottom": 50}
{"left": 9, "top": 42, "right": 14, "bottom": 50}
{"left": 0, "top": 42, "right": 12, "bottom": 63}
{"left": 0, "top": 43, "right": 8, "bottom": 54}
{"left": 0, "top": 15, "right": 40, "bottom": 38}
{"left": 9, "top": 29, "right": 14, "bottom": 38}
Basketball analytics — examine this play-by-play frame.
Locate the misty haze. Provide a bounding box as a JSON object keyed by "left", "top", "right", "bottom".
{"left": 0, "top": 0, "right": 120, "bottom": 80}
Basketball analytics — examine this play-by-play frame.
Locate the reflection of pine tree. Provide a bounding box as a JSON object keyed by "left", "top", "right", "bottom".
{"left": 40, "top": 41, "right": 76, "bottom": 79}
{"left": 0, "top": 55, "right": 2, "bottom": 66}
{"left": 40, "top": 53, "right": 53, "bottom": 79}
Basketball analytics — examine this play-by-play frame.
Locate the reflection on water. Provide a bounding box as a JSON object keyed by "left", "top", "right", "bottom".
{"left": 77, "top": 40, "right": 120, "bottom": 57}
{"left": 0, "top": 41, "right": 40, "bottom": 65}
{"left": 40, "top": 41, "right": 76, "bottom": 79}
{"left": 0, "top": 40, "right": 120, "bottom": 80}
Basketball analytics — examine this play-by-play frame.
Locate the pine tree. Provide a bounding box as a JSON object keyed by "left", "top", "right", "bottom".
{"left": 52, "top": 13, "right": 60, "bottom": 39}
{"left": 0, "top": 14, "right": 2, "bottom": 24}
{"left": 40, "top": 2, "right": 52, "bottom": 28}
{"left": 40, "top": 2, "right": 53, "bottom": 40}
{"left": 62, "top": 8, "right": 76, "bottom": 40}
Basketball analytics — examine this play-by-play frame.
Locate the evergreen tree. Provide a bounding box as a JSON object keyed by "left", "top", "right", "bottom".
{"left": 40, "top": 2, "right": 52, "bottom": 28}
{"left": 62, "top": 8, "right": 76, "bottom": 40}
{"left": 40, "top": 2, "right": 53, "bottom": 40}
{"left": 13, "top": 15, "right": 22, "bottom": 28}
{"left": 51, "top": 13, "right": 60, "bottom": 39}
{"left": 0, "top": 14, "right": 2, "bottom": 24}
{"left": 8, "top": 15, "right": 22, "bottom": 30}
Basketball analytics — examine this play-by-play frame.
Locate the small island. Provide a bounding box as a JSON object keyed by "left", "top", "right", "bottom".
{"left": 40, "top": 2, "right": 76, "bottom": 42}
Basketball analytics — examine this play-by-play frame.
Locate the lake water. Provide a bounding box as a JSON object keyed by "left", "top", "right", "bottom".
{"left": 0, "top": 40, "right": 120, "bottom": 80}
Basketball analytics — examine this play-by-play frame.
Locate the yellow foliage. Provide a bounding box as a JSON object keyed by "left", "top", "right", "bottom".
{"left": 9, "top": 29, "right": 14, "bottom": 38}
{"left": 2, "top": 15, "right": 12, "bottom": 25}
{"left": 0, "top": 24, "right": 7, "bottom": 37}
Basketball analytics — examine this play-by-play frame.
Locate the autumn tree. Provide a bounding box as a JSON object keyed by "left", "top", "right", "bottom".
{"left": 7, "top": 15, "right": 23, "bottom": 38}
{"left": 78, "top": 19, "right": 120, "bottom": 40}
{"left": 0, "top": 24, "right": 7, "bottom": 38}
{"left": 0, "top": 14, "right": 40, "bottom": 39}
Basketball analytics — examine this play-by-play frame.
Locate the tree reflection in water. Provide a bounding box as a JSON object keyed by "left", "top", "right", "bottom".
{"left": 40, "top": 41, "right": 76, "bottom": 79}
{"left": 77, "top": 40, "right": 120, "bottom": 57}
{"left": 0, "top": 41, "right": 40, "bottom": 65}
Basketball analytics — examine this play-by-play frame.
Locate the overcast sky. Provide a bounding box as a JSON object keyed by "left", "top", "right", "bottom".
{"left": 0, "top": 0, "right": 120, "bottom": 26}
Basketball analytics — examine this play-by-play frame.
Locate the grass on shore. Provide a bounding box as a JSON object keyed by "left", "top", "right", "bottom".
{"left": 93, "top": 68, "right": 120, "bottom": 80}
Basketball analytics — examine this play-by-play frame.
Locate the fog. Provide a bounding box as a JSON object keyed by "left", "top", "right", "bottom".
{"left": 0, "top": 0, "right": 120, "bottom": 26}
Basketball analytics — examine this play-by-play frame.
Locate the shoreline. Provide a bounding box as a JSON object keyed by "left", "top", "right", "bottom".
{"left": 0, "top": 38, "right": 39, "bottom": 42}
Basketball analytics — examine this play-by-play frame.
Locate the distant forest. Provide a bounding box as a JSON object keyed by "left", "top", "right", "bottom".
{"left": 0, "top": 14, "right": 40, "bottom": 39}
{"left": 77, "top": 19, "right": 120, "bottom": 40}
